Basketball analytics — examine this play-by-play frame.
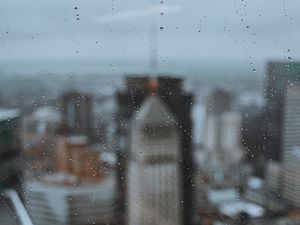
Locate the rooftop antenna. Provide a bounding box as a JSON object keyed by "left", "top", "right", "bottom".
{"left": 149, "top": 0, "right": 159, "bottom": 78}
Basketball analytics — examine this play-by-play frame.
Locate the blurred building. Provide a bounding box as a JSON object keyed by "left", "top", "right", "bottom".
{"left": 127, "top": 96, "right": 182, "bottom": 225}
{"left": 0, "top": 109, "right": 22, "bottom": 192}
{"left": 202, "top": 89, "right": 244, "bottom": 177}
{"left": 115, "top": 76, "right": 194, "bottom": 225}
{"left": 25, "top": 134, "right": 116, "bottom": 225}
{"left": 265, "top": 162, "right": 282, "bottom": 195}
{"left": 262, "top": 62, "right": 300, "bottom": 162}
{"left": 24, "top": 106, "right": 61, "bottom": 137}
{"left": 55, "top": 135, "right": 104, "bottom": 180}
{"left": 61, "top": 91, "right": 92, "bottom": 138}
{"left": 115, "top": 76, "right": 150, "bottom": 224}
{"left": 281, "top": 85, "right": 300, "bottom": 208}
{"left": 25, "top": 172, "right": 116, "bottom": 225}
{"left": 238, "top": 91, "right": 265, "bottom": 176}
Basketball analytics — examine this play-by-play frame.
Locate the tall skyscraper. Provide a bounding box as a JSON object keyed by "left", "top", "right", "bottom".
{"left": 0, "top": 109, "right": 22, "bottom": 193}
{"left": 115, "top": 77, "right": 150, "bottom": 224}
{"left": 61, "top": 91, "right": 92, "bottom": 138}
{"left": 115, "top": 76, "right": 194, "bottom": 225}
{"left": 263, "top": 62, "right": 300, "bottom": 161}
{"left": 127, "top": 95, "right": 182, "bottom": 225}
{"left": 281, "top": 85, "right": 300, "bottom": 208}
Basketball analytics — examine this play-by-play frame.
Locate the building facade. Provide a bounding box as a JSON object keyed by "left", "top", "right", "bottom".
{"left": 263, "top": 62, "right": 300, "bottom": 162}
{"left": 281, "top": 85, "right": 300, "bottom": 208}
{"left": 203, "top": 89, "right": 243, "bottom": 173}
{"left": 115, "top": 76, "right": 194, "bottom": 225}
{"left": 127, "top": 96, "right": 182, "bottom": 225}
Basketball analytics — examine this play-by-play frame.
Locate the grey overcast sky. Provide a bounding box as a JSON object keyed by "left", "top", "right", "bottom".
{"left": 1, "top": 0, "right": 300, "bottom": 66}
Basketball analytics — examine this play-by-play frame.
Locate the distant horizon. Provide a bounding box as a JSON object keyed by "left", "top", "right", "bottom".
{"left": 0, "top": 58, "right": 273, "bottom": 77}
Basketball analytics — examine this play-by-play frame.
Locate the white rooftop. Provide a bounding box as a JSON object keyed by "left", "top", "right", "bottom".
{"left": 219, "top": 200, "right": 265, "bottom": 219}
{"left": 247, "top": 176, "right": 263, "bottom": 190}
{"left": 33, "top": 106, "right": 61, "bottom": 122}
{"left": 207, "top": 188, "right": 238, "bottom": 205}
{"left": 0, "top": 109, "right": 20, "bottom": 121}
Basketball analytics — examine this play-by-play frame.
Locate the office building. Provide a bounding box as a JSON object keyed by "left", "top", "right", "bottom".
{"left": 115, "top": 76, "right": 194, "bottom": 225}
{"left": 203, "top": 89, "right": 243, "bottom": 173}
{"left": 281, "top": 85, "right": 300, "bottom": 208}
{"left": 262, "top": 62, "right": 300, "bottom": 161}
{"left": 127, "top": 95, "right": 182, "bottom": 225}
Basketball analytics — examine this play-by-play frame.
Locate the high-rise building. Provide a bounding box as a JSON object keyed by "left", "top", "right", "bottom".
{"left": 127, "top": 95, "right": 182, "bottom": 225}
{"left": 281, "top": 85, "right": 300, "bottom": 208}
{"left": 61, "top": 91, "right": 92, "bottom": 138}
{"left": 0, "top": 109, "right": 22, "bottom": 193}
{"left": 263, "top": 62, "right": 300, "bottom": 161}
{"left": 115, "top": 76, "right": 194, "bottom": 225}
{"left": 115, "top": 77, "right": 150, "bottom": 224}
{"left": 203, "top": 89, "right": 243, "bottom": 172}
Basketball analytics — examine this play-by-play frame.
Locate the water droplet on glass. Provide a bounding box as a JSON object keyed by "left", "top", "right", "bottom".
{"left": 160, "top": 27, "right": 164, "bottom": 31}
{"left": 252, "top": 69, "right": 256, "bottom": 73}
{"left": 74, "top": 6, "right": 78, "bottom": 10}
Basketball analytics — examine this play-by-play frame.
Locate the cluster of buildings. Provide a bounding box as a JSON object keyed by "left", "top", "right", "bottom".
{"left": 0, "top": 62, "right": 300, "bottom": 225}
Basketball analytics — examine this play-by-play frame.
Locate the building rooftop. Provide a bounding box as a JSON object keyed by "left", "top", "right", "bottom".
{"left": 219, "top": 200, "right": 265, "bottom": 219}
{"left": 32, "top": 106, "right": 61, "bottom": 122}
{"left": 0, "top": 109, "right": 20, "bottom": 122}
{"left": 247, "top": 176, "right": 263, "bottom": 190}
{"left": 135, "top": 95, "right": 176, "bottom": 126}
{"left": 207, "top": 188, "right": 238, "bottom": 205}
{"left": 27, "top": 171, "right": 116, "bottom": 189}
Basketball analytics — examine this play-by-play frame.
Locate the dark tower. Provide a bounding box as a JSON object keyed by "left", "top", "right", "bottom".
{"left": 262, "top": 62, "right": 300, "bottom": 162}
{"left": 0, "top": 109, "right": 22, "bottom": 193}
{"left": 157, "top": 77, "right": 194, "bottom": 225}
